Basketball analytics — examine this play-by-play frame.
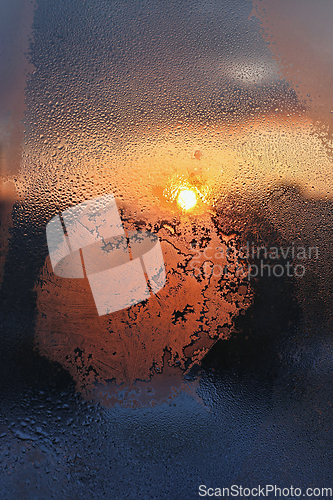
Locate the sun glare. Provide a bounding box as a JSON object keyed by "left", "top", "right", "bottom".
{"left": 177, "top": 188, "right": 197, "bottom": 211}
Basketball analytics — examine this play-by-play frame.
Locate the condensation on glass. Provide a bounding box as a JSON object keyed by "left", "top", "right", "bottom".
{"left": 1, "top": 0, "right": 333, "bottom": 408}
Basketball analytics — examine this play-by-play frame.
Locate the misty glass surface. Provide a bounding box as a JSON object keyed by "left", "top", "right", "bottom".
{"left": 1, "top": 0, "right": 333, "bottom": 498}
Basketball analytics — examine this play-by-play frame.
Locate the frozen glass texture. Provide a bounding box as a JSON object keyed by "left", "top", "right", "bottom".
{"left": 1, "top": 0, "right": 333, "bottom": 498}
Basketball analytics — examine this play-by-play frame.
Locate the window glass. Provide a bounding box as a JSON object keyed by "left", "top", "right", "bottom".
{"left": 1, "top": 0, "right": 333, "bottom": 497}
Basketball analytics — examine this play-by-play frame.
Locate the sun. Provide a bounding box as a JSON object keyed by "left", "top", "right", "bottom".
{"left": 177, "top": 188, "right": 197, "bottom": 211}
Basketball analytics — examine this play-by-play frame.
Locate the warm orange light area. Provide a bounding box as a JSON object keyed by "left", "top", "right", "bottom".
{"left": 177, "top": 188, "right": 197, "bottom": 210}
{"left": 160, "top": 172, "right": 210, "bottom": 214}
{"left": 15, "top": 113, "right": 333, "bottom": 216}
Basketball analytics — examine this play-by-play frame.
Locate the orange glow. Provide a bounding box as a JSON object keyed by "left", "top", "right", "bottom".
{"left": 177, "top": 188, "right": 197, "bottom": 210}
